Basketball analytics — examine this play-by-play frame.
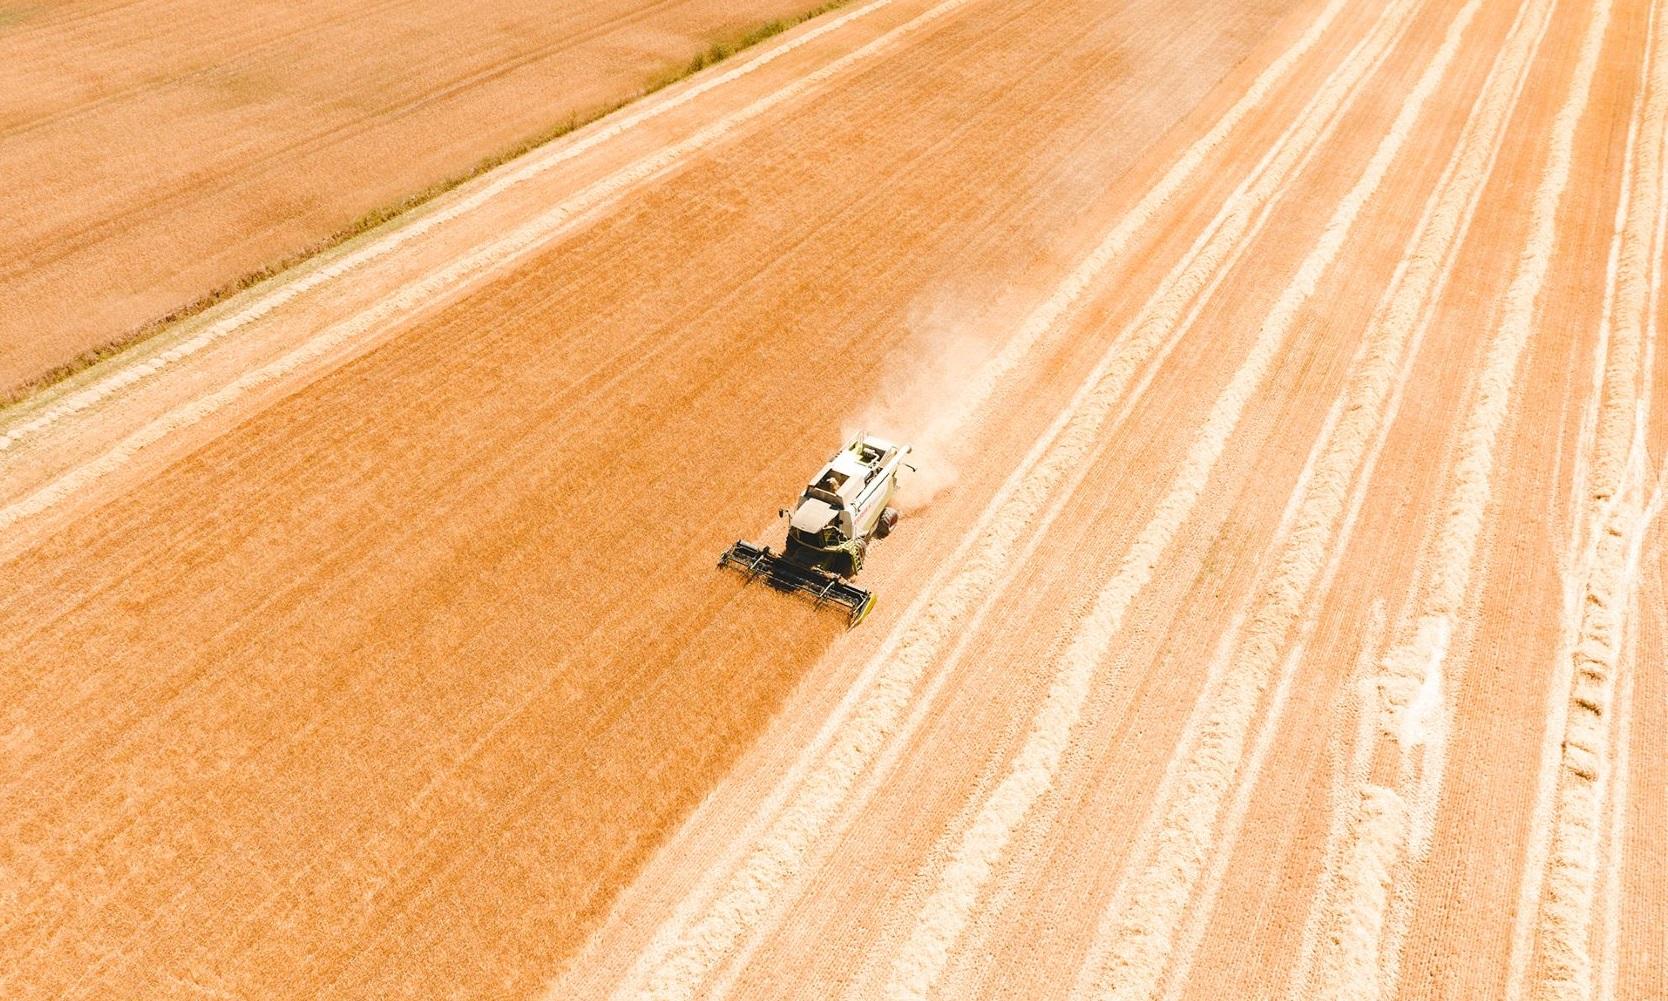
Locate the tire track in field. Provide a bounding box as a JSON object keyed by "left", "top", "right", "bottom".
{"left": 1300, "top": 0, "right": 1618, "bottom": 995}
{"left": 0, "top": 0, "right": 903, "bottom": 457}
{"left": 592, "top": 4, "right": 1382, "bottom": 998}
{"left": 1597, "top": 653, "right": 1638, "bottom": 1001}
{"left": 1514, "top": 81, "right": 1646, "bottom": 907}
{"left": 1531, "top": 460, "right": 1665, "bottom": 1001}
{"left": 877, "top": 0, "right": 1453, "bottom": 993}
{"left": 1518, "top": 6, "right": 1667, "bottom": 986}
{"left": 0, "top": 0, "right": 979, "bottom": 536}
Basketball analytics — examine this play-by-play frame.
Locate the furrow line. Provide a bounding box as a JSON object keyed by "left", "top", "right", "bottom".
{"left": 1096, "top": 0, "right": 1557, "bottom": 978}
{"left": 929, "top": 245, "right": 1383, "bottom": 1001}
{"left": 1157, "top": 201, "right": 1441, "bottom": 993}
{"left": 945, "top": 296, "right": 1384, "bottom": 1000}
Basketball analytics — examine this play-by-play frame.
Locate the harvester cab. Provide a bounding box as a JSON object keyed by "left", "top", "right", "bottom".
{"left": 718, "top": 432, "right": 911, "bottom": 626}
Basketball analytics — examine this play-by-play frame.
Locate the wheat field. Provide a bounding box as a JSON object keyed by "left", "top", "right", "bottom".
{"left": 0, "top": 0, "right": 1663, "bottom": 997}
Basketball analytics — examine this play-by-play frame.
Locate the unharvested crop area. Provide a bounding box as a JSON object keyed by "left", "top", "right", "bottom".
{"left": 1, "top": 0, "right": 1664, "bottom": 998}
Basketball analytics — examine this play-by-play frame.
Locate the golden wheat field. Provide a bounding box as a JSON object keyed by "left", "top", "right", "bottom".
{"left": 0, "top": 0, "right": 826, "bottom": 398}
{"left": 1, "top": 0, "right": 1664, "bottom": 998}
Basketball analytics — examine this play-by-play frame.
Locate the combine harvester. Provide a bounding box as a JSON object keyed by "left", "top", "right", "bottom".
{"left": 719, "top": 432, "right": 911, "bottom": 626}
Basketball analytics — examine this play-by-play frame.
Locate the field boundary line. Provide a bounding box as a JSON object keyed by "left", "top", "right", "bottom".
{"left": 0, "top": 0, "right": 879, "bottom": 410}
{"left": 0, "top": 0, "right": 901, "bottom": 452}
{"left": 0, "top": 0, "right": 980, "bottom": 537}
{"left": 573, "top": 0, "right": 1362, "bottom": 993}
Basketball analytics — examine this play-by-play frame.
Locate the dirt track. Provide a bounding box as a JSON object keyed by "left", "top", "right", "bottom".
{"left": 0, "top": 0, "right": 821, "bottom": 396}
{"left": 2, "top": 0, "right": 1665, "bottom": 998}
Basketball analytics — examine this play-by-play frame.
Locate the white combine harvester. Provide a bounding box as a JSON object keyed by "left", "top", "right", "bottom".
{"left": 718, "top": 432, "right": 912, "bottom": 626}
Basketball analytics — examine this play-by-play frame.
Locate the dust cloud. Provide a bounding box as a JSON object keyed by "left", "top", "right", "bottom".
{"left": 846, "top": 288, "right": 1012, "bottom": 514}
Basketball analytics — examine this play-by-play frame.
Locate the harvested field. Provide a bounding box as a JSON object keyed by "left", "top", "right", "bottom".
{"left": 1, "top": 0, "right": 1664, "bottom": 998}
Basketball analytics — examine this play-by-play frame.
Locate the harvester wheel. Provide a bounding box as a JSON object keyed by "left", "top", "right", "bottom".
{"left": 877, "top": 507, "right": 899, "bottom": 539}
